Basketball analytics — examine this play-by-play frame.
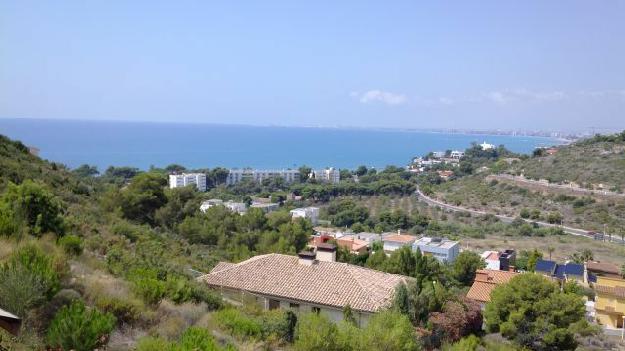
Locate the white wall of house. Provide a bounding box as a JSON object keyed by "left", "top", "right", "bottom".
{"left": 213, "top": 287, "right": 372, "bottom": 327}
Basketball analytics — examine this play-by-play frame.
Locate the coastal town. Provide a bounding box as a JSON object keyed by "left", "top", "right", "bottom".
{"left": 154, "top": 138, "right": 625, "bottom": 343}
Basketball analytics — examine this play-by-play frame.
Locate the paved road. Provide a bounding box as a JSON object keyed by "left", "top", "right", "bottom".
{"left": 415, "top": 187, "right": 624, "bottom": 244}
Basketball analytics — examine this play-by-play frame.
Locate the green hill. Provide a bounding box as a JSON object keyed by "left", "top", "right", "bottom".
{"left": 429, "top": 131, "right": 625, "bottom": 234}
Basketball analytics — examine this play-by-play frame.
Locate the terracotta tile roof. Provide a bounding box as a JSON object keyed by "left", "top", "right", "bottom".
{"left": 337, "top": 237, "right": 369, "bottom": 252}
{"left": 466, "top": 269, "right": 519, "bottom": 302}
{"left": 198, "top": 254, "right": 410, "bottom": 313}
{"left": 587, "top": 262, "right": 621, "bottom": 276}
{"left": 595, "top": 285, "right": 625, "bottom": 298}
{"left": 382, "top": 234, "right": 417, "bottom": 243}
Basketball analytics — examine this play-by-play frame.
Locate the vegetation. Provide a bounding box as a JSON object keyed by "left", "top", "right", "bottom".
{"left": 484, "top": 274, "right": 596, "bottom": 350}
{"left": 428, "top": 132, "right": 625, "bottom": 235}
{"left": 46, "top": 300, "right": 116, "bottom": 351}
{"left": 0, "top": 133, "right": 620, "bottom": 350}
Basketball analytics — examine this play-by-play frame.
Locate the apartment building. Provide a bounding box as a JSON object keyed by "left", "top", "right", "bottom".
{"left": 226, "top": 169, "right": 300, "bottom": 185}
{"left": 169, "top": 173, "right": 207, "bottom": 192}
{"left": 311, "top": 167, "right": 340, "bottom": 184}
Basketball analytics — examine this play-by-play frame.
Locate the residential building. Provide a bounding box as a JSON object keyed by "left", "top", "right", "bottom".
{"left": 481, "top": 250, "right": 516, "bottom": 271}
{"left": 169, "top": 173, "right": 207, "bottom": 192}
{"left": 311, "top": 167, "right": 340, "bottom": 184}
{"left": 290, "top": 207, "right": 320, "bottom": 225}
{"left": 198, "top": 249, "right": 411, "bottom": 327}
{"left": 200, "top": 199, "right": 247, "bottom": 214}
{"left": 432, "top": 151, "right": 446, "bottom": 159}
{"left": 481, "top": 251, "right": 501, "bottom": 270}
{"left": 480, "top": 141, "right": 495, "bottom": 150}
{"left": 437, "top": 170, "right": 454, "bottom": 180}
{"left": 382, "top": 233, "right": 417, "bottom": 252}
{"left": 594, "top": 276, "right": 625, "bottom": 328}
{"left": 413, "top": 237, "right": 460, "bottom": 263}
{"left": 336, "top": 236, "right": 369, "bottom": 254}
{"left": 250, "top": 202, "right": 279, "bottom": 213}
{"left": 586, "top": 262, "right": 621, "bottom": 280}
{"left": 534, "top": 259, "right": 585, "bottom": 284}
{"left": 466, "top": 269, "right": 519, "bottom": 306}
{"left": 226, "top": 169, "right": 300, "bottom": 185}
{"left": 355, "top": 232, "right": 383, "bottom": 244}
{"left": 450, "top": 150, "right": 464, "bottom": 159}
{"left": 313, "top": 227, "right": 348, "bottom": 238}
{"left": 200, "top": 199, "right": 223, "bottom": 212}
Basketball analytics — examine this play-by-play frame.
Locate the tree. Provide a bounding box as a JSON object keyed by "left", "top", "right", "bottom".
{"left": 298, "top": 165, "right": 312, "bottom": 183}
{"left": 294, "top": 313, "right": 340, "bottom": 351}
{"left": 0, "top": 180, "right": 65, "bottom": 236}
{"left": 342, "top": 305, "right": 357, "bottom": 326}
{"left": 119, "top": 172, "right": 167, "bottom": 224}
{"left": 361, "top": 310, "right": 419, "bottom": 351}
{"left": 164, "top": 163, "right": 186, "bottom": 173}
{"left": 484, "top": 273, "right": 592, "bottom": 350}
{"left": 429, "top": 299, "right": 483, "bottom": 345}
{"left": 452, "top": 251, "right": 486, "bottom": 286}
{"left": 355, "top": 165, "right": 368, "bottom": 177}
{"left": 46, "top": 300, "right": 116, "bottom": 351}
{"left": 72, "top": 164, "right": 99, "bottom": 177}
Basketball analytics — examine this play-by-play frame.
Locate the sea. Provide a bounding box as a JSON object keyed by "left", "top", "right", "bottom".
{"left": 0, "top": 118, "right": 562, "bottom": 171}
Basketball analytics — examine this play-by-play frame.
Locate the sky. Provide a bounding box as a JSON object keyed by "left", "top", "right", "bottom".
{"left": 1, "top": 1, "right": 624, "bottom": 131}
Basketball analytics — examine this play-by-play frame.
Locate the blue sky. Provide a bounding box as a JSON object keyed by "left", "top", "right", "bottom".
{"left": 1, "top": 1, "right": 624, "bottom": 131}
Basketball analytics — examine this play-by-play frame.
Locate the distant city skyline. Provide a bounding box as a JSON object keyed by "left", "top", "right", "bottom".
{"left": 1, "top": 1, "right": 624, "bottom": 131}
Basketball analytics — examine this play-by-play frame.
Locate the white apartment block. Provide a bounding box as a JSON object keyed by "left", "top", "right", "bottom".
{"left": 290, "top": 207, "right": 320, "bottom": 225}
{"left": 312, "top": 167, "right": 340, "bottom": 184}
{"left": 450, "top": 150, "right": 465, "bottom": 159}
{"left": 226, "top": 169, "right": 300, "bottom": 185}
{"left": 169, "top": 173, "right": 207, "bottom": 192}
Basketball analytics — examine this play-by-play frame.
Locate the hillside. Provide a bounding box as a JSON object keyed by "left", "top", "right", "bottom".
{"left": 509, "top": 132, "right": 625, "bottom": 192}
{"left": 429, "top": 131, "right": 625, "bottom": 235}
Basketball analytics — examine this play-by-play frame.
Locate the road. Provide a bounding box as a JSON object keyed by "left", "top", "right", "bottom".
{"left": 415, "top": 187, "right": 624, "bottom": 244}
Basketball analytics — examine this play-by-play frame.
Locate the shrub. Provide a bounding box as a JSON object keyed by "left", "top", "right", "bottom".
{"left": 0, "top": 263, "right": 47, "bottom": 317}
{"left": 3, "top": 244, "right": 61, "bottom": 299}
{"left": 94, "top": 295, "right": 142, "bottom": 324}
{"left": 214, "top": 308, "right": 262, "bottom": 340}
{"left": 46, "top": 300, "right": 116, "bottom": 351}
{"left": 128, "top": 269, "right": 166, "bottom": 305}
{"left": 294, "top": 313, "right": 339, "bottom": 351}
{"left": 59, "top": 235, "right": 83, "bottom": 256}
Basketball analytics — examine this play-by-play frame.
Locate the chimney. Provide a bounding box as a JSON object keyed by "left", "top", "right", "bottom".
{"left": 298, "top": 251, "right": 317, "bottom": 266}
{"left": 315, "top": 243, "right": 337, "bottom": 262}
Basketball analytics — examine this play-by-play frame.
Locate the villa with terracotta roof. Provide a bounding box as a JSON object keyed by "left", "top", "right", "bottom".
{"left": 466, "top": 269, "right": 519, "bottom": 306}
{"left": 198, "top": 247, "right": 410, "bottom": 326}
{"left": 382, "top": 233, "right": 417, "bottom": 252}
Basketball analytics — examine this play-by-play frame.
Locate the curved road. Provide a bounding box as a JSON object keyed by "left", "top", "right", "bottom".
{"left": 415, "top": 187, "right": 623, "bottom": 244}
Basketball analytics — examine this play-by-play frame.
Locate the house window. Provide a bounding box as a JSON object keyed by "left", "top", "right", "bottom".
{"left": 312, "top": 307, "right": 321, "bottom": 314}
{"left": 268, "top": 299, "right": 280, "bottom": 310}
{"left": 289, "top": 303, "right": 300, "bottom": 311}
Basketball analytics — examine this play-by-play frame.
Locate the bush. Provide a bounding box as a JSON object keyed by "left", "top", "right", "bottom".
{"left": 136, "top": 327, "right": 224, "bottom": 351}
{"left": 59, "top": 234, "right": 83, "bottom": 256}
{"left": 128, "top": 269, "right": 167, "bottom": 305}
{"left": 46, "top": 300, "right": 116, "bottom": 351}
{"left": 0, "top": 263, "right": 47, "bottom": 317}
{"left": 94, "top": 295, "right": 142, "bottom": 324}
{"left": 214, "top": 308, "right": 262, "bottom": 340}
{"left": 3, "top": 244, "right": 61, "bottom": 299}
